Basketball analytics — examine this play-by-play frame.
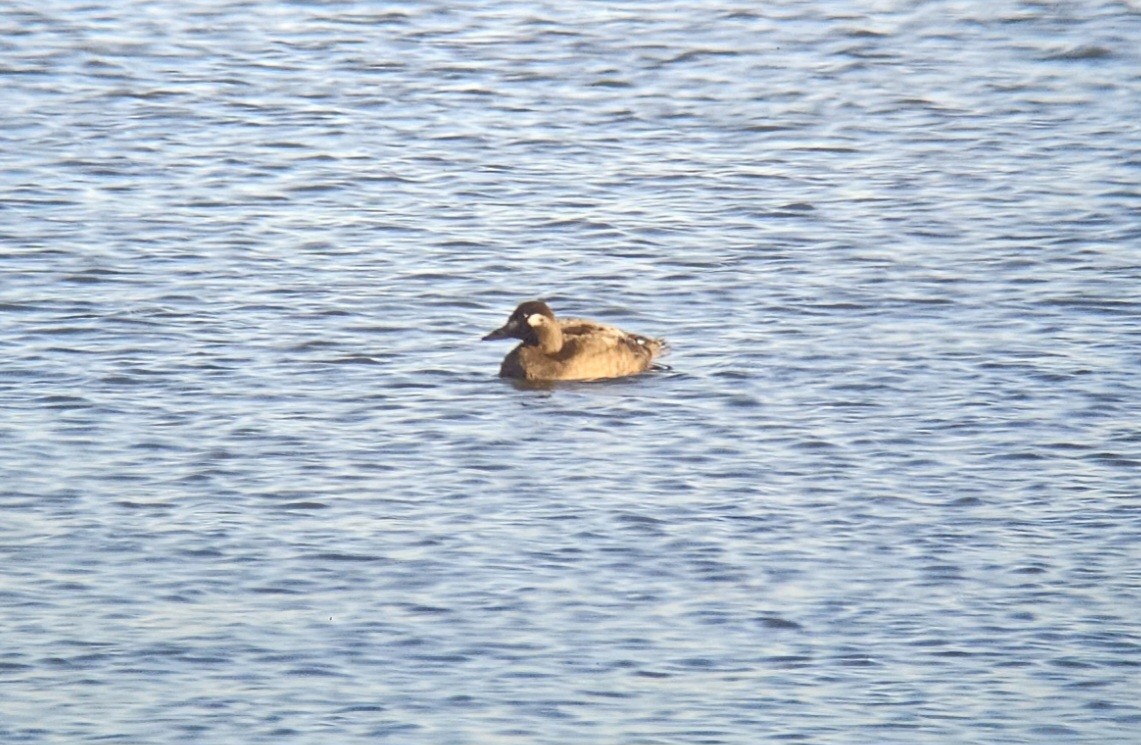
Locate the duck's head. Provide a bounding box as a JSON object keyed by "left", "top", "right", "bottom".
{"left": 482, "top": 300, "right": 556, "bottom": 343}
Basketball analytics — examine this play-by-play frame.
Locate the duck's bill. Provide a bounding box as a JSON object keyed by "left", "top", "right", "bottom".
{"left": 482, "top": 325, "right": 511, "bottom": 341}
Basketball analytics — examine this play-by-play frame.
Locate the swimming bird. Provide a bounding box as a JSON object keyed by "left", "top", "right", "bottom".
{"left": 482, "top": 300, "right": 666, "bottom": 381}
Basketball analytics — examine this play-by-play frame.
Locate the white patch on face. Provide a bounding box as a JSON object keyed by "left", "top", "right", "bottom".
{"left": 526, "top": 314, "right": 545, "bottom": 327}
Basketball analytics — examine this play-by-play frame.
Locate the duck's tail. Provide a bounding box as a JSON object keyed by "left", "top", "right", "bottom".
{"left": 632, "top": 335, "right": 668, "bottom": 360}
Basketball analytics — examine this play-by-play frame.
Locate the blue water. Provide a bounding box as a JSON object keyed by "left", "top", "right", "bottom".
{"left": 2, "top": 1, "right": 1140, "bottom": 743}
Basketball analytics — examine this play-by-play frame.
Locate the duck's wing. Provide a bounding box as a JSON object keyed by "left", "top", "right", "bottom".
{"left": 562, "top": 318, "right": 664, "bottom": 356}
{"left": 559, "top": 317, "right": 625, "bottom": 340}
{"left": 551, "top": 321, "right": 661, "bottom": 379}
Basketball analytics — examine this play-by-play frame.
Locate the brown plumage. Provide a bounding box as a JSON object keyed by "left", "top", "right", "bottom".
{"left": 482, "top": 300, "right": 666, "bottom": 381}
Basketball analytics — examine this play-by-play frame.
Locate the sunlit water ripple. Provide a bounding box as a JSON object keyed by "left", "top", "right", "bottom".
{"left": 2, "top": 1, "right": 1139, "bottom": 743}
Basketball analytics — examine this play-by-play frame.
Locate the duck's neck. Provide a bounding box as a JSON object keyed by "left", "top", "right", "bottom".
{"left": 531, "top": 321, "right": 563, "bottom": 354}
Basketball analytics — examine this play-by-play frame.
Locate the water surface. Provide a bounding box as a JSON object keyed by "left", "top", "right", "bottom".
{"left": 2, "top": 1, "right": 1140, "bottom": 743}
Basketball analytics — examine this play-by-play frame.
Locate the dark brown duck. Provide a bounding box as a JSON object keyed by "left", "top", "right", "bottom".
{"left": 482, "top": 300, "right": 666, "bottom": 381}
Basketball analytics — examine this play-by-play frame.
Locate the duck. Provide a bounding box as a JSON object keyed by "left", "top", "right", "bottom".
{"left": 482, "top": 300, "right": 666, "bottom": 381}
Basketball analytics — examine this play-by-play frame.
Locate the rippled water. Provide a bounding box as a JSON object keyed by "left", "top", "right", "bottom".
{"left": 3, "top": 1, "right": 1140, "bottom": 742}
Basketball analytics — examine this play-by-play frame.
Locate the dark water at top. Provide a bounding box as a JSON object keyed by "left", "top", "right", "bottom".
{"left": 2, "top": 1, "right": 1139, "bottom": 743}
